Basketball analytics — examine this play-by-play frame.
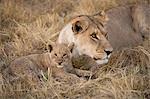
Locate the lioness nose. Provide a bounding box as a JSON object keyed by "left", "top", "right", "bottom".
{"left": 104, "top": 50, "right": 112, "bottom": 56}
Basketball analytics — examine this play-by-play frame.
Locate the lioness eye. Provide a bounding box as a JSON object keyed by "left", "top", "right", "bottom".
{"left": 54, "top": 53, "right": 57, "bottom": 56}
{"left": 91, "top": 32, "right": 99, "bottom": 40}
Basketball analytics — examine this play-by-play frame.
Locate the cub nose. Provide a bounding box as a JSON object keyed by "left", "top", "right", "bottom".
{"left": 104, "top": 50, "right": 112, "bottom": 56}
{"left": 58, "top": 61, "right": 63, "bottom": 65}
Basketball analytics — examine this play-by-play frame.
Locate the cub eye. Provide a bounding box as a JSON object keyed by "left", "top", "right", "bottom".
{"left": 90, "top": 32, "right": 99, "bottom": 40}
{"left": 54, "top": 53, "right": 57, "bottom": 56}
{"left": 105, "top": 33, "right": 108, "bottom": 39}
{"left": 63, "top": 54, "right": 67, "bottom": 57}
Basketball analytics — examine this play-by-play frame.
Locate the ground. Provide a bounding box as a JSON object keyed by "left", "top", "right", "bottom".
{"left": 0, "top": 0, "right": 150, "bottom": 99}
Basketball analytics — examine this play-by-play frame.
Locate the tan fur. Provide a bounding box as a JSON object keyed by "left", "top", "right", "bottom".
{"left": 4, "top": 43, "right": 92, "bottom": 85}
{"left": 58, "top": 12, "right": 113, "bottom": 65}
{"left": 5, "top": 43, "right": 84, "bottom": 85}
{"left": 132, "top": 4, "right": 150, "bottom": 40}
{"left": 105, "top": 4, "right": 150, "bottom": 50}
{"left": 58, "top": 5, "right": 149, "bottom": 60}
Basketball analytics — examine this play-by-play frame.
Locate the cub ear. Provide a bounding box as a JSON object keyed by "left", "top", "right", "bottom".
{"left": 68, "top": 43, "right": 74, "bottom": 53}
{"left": 93, "top": 10, "right": 109, "bottom": 24}
{"left": 48, "top": 44, "right": 53, "bottom": 52}
{"left": 72, "top": 19, "right": 89, "bottom": 34}
{"left": 47, "top": 42, "right": 56, "bottom": 52}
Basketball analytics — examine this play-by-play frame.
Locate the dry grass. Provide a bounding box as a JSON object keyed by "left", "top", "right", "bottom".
{"left": 0, "top": 0, "right": 150, "bottom": 99}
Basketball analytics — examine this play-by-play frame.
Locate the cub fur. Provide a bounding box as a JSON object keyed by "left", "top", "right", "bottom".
{"left": 4, "top": 43, "right": 80, "bottom": 85}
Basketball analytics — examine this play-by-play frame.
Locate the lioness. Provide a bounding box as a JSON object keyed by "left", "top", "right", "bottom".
{"left": 58, "top": 11, "right": 113, "bottom": 65}
{"left": 58, "top": 4, "right": 149, "bottom": 66}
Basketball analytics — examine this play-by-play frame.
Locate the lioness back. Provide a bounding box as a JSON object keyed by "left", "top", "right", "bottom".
{"left": 105, "top": 6, "right": 142, "bottom": 50}
{"left": 105, "top": 4, "right": 150, "bottom": 50}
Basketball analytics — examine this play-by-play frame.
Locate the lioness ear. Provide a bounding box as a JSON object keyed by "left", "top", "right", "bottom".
{"left": 93, "top": 10, "right": 109, "bottom": 24}
{"left": 72, "top": 20, "right": 89, "bottom": 34}
{"left": 68, "top": 43, "right": 74, "bottom": 53}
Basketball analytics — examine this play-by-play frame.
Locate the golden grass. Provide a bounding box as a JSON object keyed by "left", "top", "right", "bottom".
{"left": 0, "top": 0, "right": 150, "bottom": 98}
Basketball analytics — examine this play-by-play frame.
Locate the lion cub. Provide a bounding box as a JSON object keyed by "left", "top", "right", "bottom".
{"left": 5, "top": 43, "right": 79, "bottom": 85}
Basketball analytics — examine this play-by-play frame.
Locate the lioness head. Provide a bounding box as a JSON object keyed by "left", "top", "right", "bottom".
{"left": 49, "top": 43, "right": 74, "bottom": 68}
{"left": 58, "top": 11, "right": 113, "bottom": 64}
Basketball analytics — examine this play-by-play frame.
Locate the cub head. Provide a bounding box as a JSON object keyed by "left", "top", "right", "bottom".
{"left": 58, "top": 11, "right": 113, "bottom": 64}
{"left": 49, "top": 43, "right": 74, "bottom": 67}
